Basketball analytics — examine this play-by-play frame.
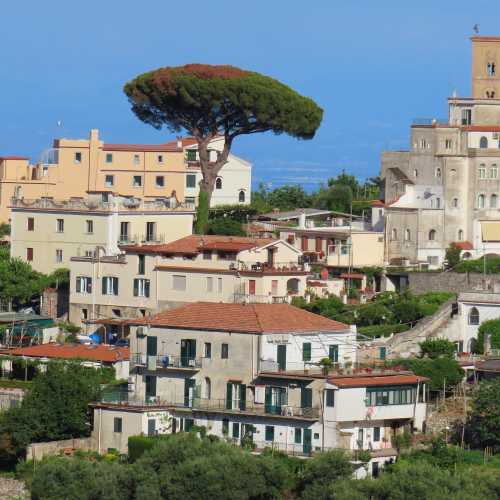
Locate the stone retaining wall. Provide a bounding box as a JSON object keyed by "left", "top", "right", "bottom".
{"left": 26, "top": 437, "right": 92, "bottom": 461}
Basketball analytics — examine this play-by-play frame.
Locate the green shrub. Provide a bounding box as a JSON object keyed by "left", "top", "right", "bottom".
{"left": 420, "top": 338, "right": 456, "bottom": 359}
{"left": 357, "top": 324, "right": 408, "bottom": 339}
{"left": 207, "top": 218, "right": 246, "bottom": 236}
{"left": 476, "top": 319, "right": 500, "bottom": 354}
{"left": 128, "top": 435, "right": 157, "bottom": 462}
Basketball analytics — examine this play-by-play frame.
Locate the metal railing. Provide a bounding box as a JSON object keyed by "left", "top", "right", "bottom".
{"left": 118, "top": 233, "right": 166, "bottom": 245}
{"left": 235, "top": 261, "right": 310, "bottom": 273}
{"left": 412, "top": 118, "right": 448, "bottom": 126}
{"left": 232, "top": 294, "right": 291, "bottom": 304}
{"left": 131, "top": 353, "right": 203, "bottom": 370}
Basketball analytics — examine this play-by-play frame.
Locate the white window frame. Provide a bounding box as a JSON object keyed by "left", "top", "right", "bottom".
{"left": 172, "top": 275, "right": 186, "bottom": 291}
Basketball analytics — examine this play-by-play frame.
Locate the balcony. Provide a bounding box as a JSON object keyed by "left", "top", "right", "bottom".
{"left": 235, "top": 261, "right": 310, "bottom": 274}
{"left": 117, "top": 233, "right": 166, "bottom": 246}
{"left": 131, "top": 353, "right": 202, "bottom": 371}
{"left": 233, "top": 294, "right": 291, "bottom": 304}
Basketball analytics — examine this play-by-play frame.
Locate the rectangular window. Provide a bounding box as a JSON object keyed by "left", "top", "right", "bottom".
{"left": 203, "top": 251, "right": 212, "bottom": 260}
{"left": 27, "top": 217, "right": 34, "bottom": 231}
{"left": 186, "top": 150, "right": 197, "bottom": 162}
{"left": 113, "top": 417, "right": 122, "bottom": 433}
{"left": 265, "top": 425, "right": 275, "bottom": 442}
{"left": 366, "top": 386, "right": 416, "bottom": 406}
{"left": 138, "top": 254, "right": 145, "bottom": 275}
{"left": 106, "top": 153, "right": 113, "bottom": 163}
{"left": 248, "top": 280, "right": 256, "bottom": 295}
{"left": 105, "top": 175, "right": 114, "bottom": 187}
{"left": 102, "top": 276, "right": 119, "bottom": 296}
{"left": 186, "top": 174, "right": 197, "bottom": 188}
{"left": 301, "top": 236, "right": 309, "bottom": 251}
{"left": 55, "top": 249, "right": 63, "bottom": 263}
{"left": 133, "top": 278, "right": 150, "bottom": 297}
{"left": 222, "top": 418, "right": 229, "bottom": 436}
{"left": 27, "top": 248, "right": 33, "bottom": 261}
{"left": 294, "top": 428, "right": 302, "bottom": 444}
{"left": 133, "top": 175, "right": 142, "bottom": 187}
{"left": 172, "top": 275, "right": 186, "bottom": 291}
{"left": 217, "top": 277, "right": 223, "bottom": 294}
{"left": 133, "top": 154, "right": 140, "bottom": 165}
{"left": 120, "top": 222, "right": 129, "bottom": 242}
{"left": 56, "top": 219, "right": 64, "bottom": 233}
{"left": 155, "top": 176, "right": 164, "bottom": 187}
{"left": 373, "top": 426, "right": 380, "bottom": 442}
{"left": 76, "top": 276, "right": 92, "bottom": 294}
{"left": 204, "top": 342, "right": 211, "bottom": 358}
{"left": 232, "top": 422, "right": 240, "bottom": 439}
{"left": 325, "top": 389, "right": 335, "bottom": 407}
{"left": 74, "top": 152, "right": 82, "bottom": 164}
{"left": 271, "top": 280, "right": 278, "bottom": 295}
{"left": 86, "top": 220, "right": 94, "bottom": 234}
{"left": 221, "top": 343, "right": 229, "bottom": 359}
{"left": 146, "top": 222, "right": 156, "bottom": 242}
{"left": 206, "top": 277, "right": 213, "bottom": 292}
{"left": 328, "top": 345, "right": 339, "bottom": 363}
{"left": 157, "top": 154, "right": 164, "bottom": 164}
{"left": 302, "top": 342, "right": 311, "bottom": 362}
{"left": 81, "top": 308, "right": 88, "bottom": 320}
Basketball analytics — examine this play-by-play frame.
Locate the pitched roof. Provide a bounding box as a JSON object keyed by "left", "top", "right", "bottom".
{"left": 131, "top": 302, "right": 350, "bottom": 334}
{"left": 120, "top": 235, "right": 278, "bottom": 255}
{"left": 6, "top": 344, "right": 129, "bottom": 363}
{"left": 329, "top": 373, "right": 427, "bottom": 388}
{"left": 0, "top": 156, "right": 30, "bottom": 161}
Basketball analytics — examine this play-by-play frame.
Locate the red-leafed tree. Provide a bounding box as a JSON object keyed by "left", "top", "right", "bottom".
{"left": 124, "top": 64, "right": 323, "bottom": 232}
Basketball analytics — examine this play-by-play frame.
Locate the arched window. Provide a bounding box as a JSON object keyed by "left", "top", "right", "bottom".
{"left": 428, "top": 229, "right": 436, "bottom": 241}
{"left": 204, "top": 377, "right": 211, "bottom": 399}
{"left": 487, "top": 62, "right": 496, "bottom": 76}
{"left": 491, "top": 164, "right": 498, "bottom": 179}
{"left": 491, "top": 194, "right": 498, "bottom": 208}
{"left": 404, "top": 229, "right": 411, "bottom": 241}
{"left": 391, "top": 228, "right": 398, "bottom": 241}
{"left": 480, "top": 136, "right": 489, "bottom": 149}
{"left": 435, "top": 167, "right": 442, "bottom": 178}
{"left": 468, "top": 307, "right": 480, "bottom": 325}
{"left": 452, "top": 197, "right": 459, "bottom": 208}
{"left": 238, "top": 190, "right": 245, "bottom": 203}
{"left": 479, "top": 164, "right": 487, "bottom": 179}
{"left": 462, "top": 252, "right": 472, "bottom": 260}
{"left": 458, "top": 229, "right": 464, "bottom": 241}
{"left": 478, "top": 194, "right": 486, "bottom": 208}
{"left": 486, "top": 90, "right": 496, "bottom": 99}
{"left": 215, "top": 177, "right": 222, "bottom": 190}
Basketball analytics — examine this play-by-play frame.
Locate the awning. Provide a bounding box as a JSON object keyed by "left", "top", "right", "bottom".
{"left": 481, "top": 222, "right": 500, "bottom": 242}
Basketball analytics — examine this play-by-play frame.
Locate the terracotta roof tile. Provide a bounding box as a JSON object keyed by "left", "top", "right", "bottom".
{"left": 130, "top": 302, "right": 350, "bottom": 334}
{"left": 121, "top": 235, "right": 278, "bottom": 255}
{"left": 454, "top": 241, "right": 473, "bottom": 250}
{"left": 0, "top": 156, "right": 30, "bottom": 161}
{"left": 7, "top": 344, "right": 129, "bottom": 363}
{"left": 329, "top": 374, "right": 427, "bottom": 388}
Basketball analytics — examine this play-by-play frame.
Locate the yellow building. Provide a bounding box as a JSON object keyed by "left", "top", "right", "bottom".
{"left": 0, "top": 130, "right": 251, "bottom": 222}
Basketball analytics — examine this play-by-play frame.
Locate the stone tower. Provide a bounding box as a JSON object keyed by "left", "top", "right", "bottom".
{"left": 471, "top": 36, "right": 500, "bottom": 99}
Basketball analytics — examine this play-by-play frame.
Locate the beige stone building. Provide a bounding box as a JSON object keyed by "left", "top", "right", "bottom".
{"left": 381, "top": 36, "right": 500, "bottom": 268}
{"left": 0, "top": 130, "right": 251, "bottom": 222}
{"left": 10, "top": 194, "right": 194, "bottom": 274}
{"left": 69, "top": 235, "right": 310, "bottom": 328}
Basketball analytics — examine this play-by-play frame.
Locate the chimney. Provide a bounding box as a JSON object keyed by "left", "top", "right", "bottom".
{"left": 298, "top": 211, "right": 306, "bottom": 229}
{"left": 176, "top": 136, "right": 183, "bottom": 149}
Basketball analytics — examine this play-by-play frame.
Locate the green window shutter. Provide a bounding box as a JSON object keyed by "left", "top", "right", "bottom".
{"left": 102, "top": 277, "right": 106, "bottom": 295}
{"left": 264, "top": 386, "right": 272, "bottom": 413}
{"left": 265, "top": 425, "right": 274, "bottom": 442}
{"left": 294, "top": 428, "right": 302, "bottom": 444}
{"left": 222, "top": 418, "right": 229, "bottom": 435}
{"left": 303, "top": 343, "right": 311, "bottom": 362}
{"left": 232, "top": 422, "right": 240, "bottom": 438}
{"left": 133, "top": 279, "right": 138, "bottom": 297}
{"left": 113, "top": 278, "right": 119, "bottom": 295}
{"left": 145, "top": 280, "right": 150, "bottom": 298}
{"left": 239, "top": 384, "right": 246, "bottom": 411}
{"left": 226, "top": 383, "right": 233, "bottom": 409}
{"left": 301, "top": 387, "right": 312, "bottom": 408}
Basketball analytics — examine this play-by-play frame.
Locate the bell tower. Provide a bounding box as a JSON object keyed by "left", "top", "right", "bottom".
{"left": 471, "top": 36, "right": 500, "bottom": 99}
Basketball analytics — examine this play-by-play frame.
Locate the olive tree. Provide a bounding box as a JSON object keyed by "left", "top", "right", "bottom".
{"left": 124, "top": 64, "right": 323, "bottom": 232}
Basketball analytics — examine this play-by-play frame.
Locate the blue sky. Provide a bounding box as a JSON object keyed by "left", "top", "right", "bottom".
{"left": 0, "top": 1, "right": 492, "bottom": 190}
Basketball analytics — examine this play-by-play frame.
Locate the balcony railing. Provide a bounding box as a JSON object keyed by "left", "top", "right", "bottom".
{"left": 233, "top": 294, "right": 291, "bottom": 304}
{"left": 118, "top": 234, "right": 166, "bottom": 245}
{"left": 131, "top": 353, "right": 203, "bottom": 370}
{"left": 235, "top": 261, "right": 310, "bottom": 273}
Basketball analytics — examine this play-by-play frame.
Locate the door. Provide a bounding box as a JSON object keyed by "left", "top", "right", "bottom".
{"left": 184, "top": 378, "right": 195, "bottom": 407}
{"left": 301, "top": 387, "right": 312, "bottom": 416}
{"left": 147, "top": 419, "right": 156, "bottom": 436}
{"left": 147, "top": 336, "right": 158, "bottom": 370}
{"left": 303, "top": 428, "right": 312, "bottom": 455}
{"left": 277, "top": 345, "right": 287, "bottom": 371}
{"left": 181, "top": 339, "right": 196, "bottom": 367}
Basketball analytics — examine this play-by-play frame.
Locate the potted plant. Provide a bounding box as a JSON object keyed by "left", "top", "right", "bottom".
{"left": 318, "top": 357, "right": 334, "bottom": 375}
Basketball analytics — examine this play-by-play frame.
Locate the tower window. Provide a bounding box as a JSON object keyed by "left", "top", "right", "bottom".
{"left": 480, "top": 136, "right": 489, "bottom": 149}
{"left": 428, "top": 229, "right": 436, "bottom": 241}
{"left": 487, "top": 62, "right": 496, "bottom": 77}
{"left": 486, "top": 90, "right": 496, "bottom": 99}
{"left": 458, "top": 229, "right": 464, "bottom": 241}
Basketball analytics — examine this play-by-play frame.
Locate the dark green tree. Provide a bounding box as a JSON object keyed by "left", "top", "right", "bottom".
{"left": 476, "top": 318, "right": 500, "bottom": 354}
{"left": 124, "top": 64, "right": 323, "bottom": 232}
{"left": 266, "top": 185, "right": 311, "bottom": 211}
{"left": 419, "top": 338, "right": 456, "bottom": 359}
{"left": 445, "top": 243, "right": 462, "bottom": 270}
{"left": 207, "top": 218, "right": 246, "bottom": 236}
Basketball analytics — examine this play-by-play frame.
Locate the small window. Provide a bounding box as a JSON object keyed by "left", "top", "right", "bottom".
{"left": 133, "top": 154, "right": 140, "bottom": 165}
{"left": 218, "top": 277, "right": 223, "bottom": 294}
{"left": 27, "top": 217, "right": 34, "bottom": 231}
{"left": 302, "top": 342, "right": 311, "bottom": 362}
{"left": 404, "top": 229, "right": 411, "bottom": 241}
{"left": 172, "top": 275, "right": 186, "bottom": 291}
{"left": 138, "top": 254, "right": 145, "bottom": 275}
{"left": 102, "top": 276, "right": 119, "bottom": 296}
{"left": 105, "top": 175, "right": 114, "bottom": 187}
{"left": 486, "top": 90, "right": 496, "bottom": 99}
{"left": 112, "top": 309, "right": 121, "bottom": 317}
{"left": 239, "top": 190, "right": 246, "bottom": 203}
{"left": 487, "top": 62, "right": 496, "bottom": 76}
{"left": 157, "top": 154, "right": 164, "bottom": 164}
{"left": 232, "top": 422, "right": 240, "bottom": 439}
{"left": 86, "top": 220, "right": 94, "bottom": 234}
{"left": 84, "top": 250, "right": 93, "bottom": 257}
{"left": 204, "top": 342, "right": 211, "bottom": 359}
{"left": 265, "top": 425, "right": 275, "bottom": 442}
{"left": 391, "top": 228, "right": 398, "bottom": 241}
{"left": 74, "top": 152, "right": 82, "bottom": 164}
{"left": 221, "top": 343, "right": 229, "bottom": 359}
{"left": 458, "top": 229, "right": 464, "bottom": 241}
{"left": 428, "top": 229, "right": 436, "bottom": 241}
{"left": 215, "top": 177, "right": 222, "bottom": 189}
{"left": 491, "top": 165, "right": 498, "bottom": 179}
{"left": 133, "top": 175, "right": 142, "bottom": 187}
{"left": 451, "top": 198, "right": 459, "bottom": 208}
{"left": 206, "top": 276, "right": 213, "bottom": 292}
{"left": 106, "top": 153, "right": 113, "bottom": 163}
{"left": 294, "top": 428, "right": 302, "bottom": 444}
{"left": 133, "top": 278, "right": 150, "bottom": 297}
{"left": 478, "top": 194, "right": 486, "bottom": 208}
{"left": 469, "top": 307, "right": 480, "bottom": 325}
{"left": 435, "top": 198, "right": 441, "bottom": 209}
{"left": 445, "top": 139, "right": 452, "bottom": 149}
{"left": 435, "top": 167, "right": 442, "bottom": 178}
{"left": 325, "top": 389, "right": 335, "bottom": 407}
{"left": 76, "top": 276, "right": 92, "bottom": 294}
{"left": 146, "top": 222, "right": 156, "bottom": 242}
{"left": 479, "top": 165, "right": 487, "bottom": 179}
{"left": 491, "top": 194, "right": 498, "bottom": 208}
{"left": 55, "top": 249, "right": 63, "bottom": 263}
{"left": 373, "top": 426, "right": 380, "bottom": 442}
{"left": 114, "top": 417, "right": 122, "bottom": 433}
{"left": 480, "top": 136, "right": 489, "bottom": 149}
{"left": 155, "top": 176, "right": 164, "bottom": 187}
{"left": 81, "top": 308, "right": 88, "bottom": 320}
{"left": 56, "top": 219, "right": 64, "bottom": 233}
{"left": 186, "top": 174, "right": 197, "bottom": 188}
{"left": 27, "top": 248, "right": 33, "bottom": 261}
{"left": 186, "top": 150, "right": 197, "bottom": 162}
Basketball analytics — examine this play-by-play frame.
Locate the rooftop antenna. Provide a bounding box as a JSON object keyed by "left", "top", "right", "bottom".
{"left": 473, "top": 24, "right": 480, "bottom": 35}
